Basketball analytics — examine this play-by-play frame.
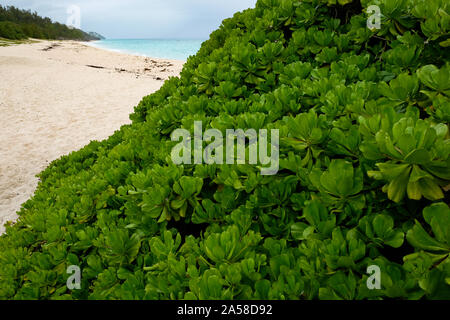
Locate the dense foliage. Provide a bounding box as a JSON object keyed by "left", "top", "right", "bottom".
{"left": 0, "top": 0, "right": 449, "bottom": 300}
{"left": 0, "top": 5, "right": 101, "bottom": 41}
{"left": 0, "top": 21, "right": 26, "bottom": 40}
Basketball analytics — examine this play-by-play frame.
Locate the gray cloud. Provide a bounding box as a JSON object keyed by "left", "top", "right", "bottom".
{"left": 0, "top": 0, "right": 257, "bottom": 39}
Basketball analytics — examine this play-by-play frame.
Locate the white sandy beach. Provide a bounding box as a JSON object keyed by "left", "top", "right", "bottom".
{"left": 0, "top": 40, "right": 184, "bottom": 234}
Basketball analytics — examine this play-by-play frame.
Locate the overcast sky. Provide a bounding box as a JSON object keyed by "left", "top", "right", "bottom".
{"left": 0, "top": 0, "right": 257, "bottom": 39}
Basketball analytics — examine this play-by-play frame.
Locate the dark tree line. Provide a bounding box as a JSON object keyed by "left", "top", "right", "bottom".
{"left": 0, "top": 5, "right": 102, "bottom": 41}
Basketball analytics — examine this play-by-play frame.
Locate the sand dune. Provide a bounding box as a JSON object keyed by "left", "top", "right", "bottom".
{"left": 0, "top": 40, "right": 184, "bottom": 234}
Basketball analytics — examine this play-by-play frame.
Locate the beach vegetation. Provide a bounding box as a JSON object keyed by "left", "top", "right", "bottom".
{"left": 0, "top": 5, "right": 101, "bottom": 41}
{"left": 0, "top": 0, "right": 449, "bottom": 300}
{"left": 0, "top": 21, "right": 26, "bottom": 40}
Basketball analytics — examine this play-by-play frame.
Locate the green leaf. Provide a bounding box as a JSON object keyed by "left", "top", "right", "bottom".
{"left": 387, "top": 165, "right": 411, "bottom": 203}
{"left": 404, "top": 149, "right": 432, "bottom": 165}
{"left": 417, "top": 64, "right": 450, "bottom": 96}
{"left": 407, "top": 221, "right": 446, "bottom": 251}
{"left": 407, "top": 203, "right": 450, "bottom": 252}
{"left": 422, "top": 202, "right": 450, "bottom": 245}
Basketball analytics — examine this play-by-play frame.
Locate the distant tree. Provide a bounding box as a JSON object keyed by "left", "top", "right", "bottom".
{"left": 0, "top": 21, "right": 26, "bottom": 39}
{"left": 0, "top": 5, "right": 102, "bottom": 41}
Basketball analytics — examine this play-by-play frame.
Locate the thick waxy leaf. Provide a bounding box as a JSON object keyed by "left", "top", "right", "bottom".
{"left": 407, "top": 203, "right": 450, "bottom": 252}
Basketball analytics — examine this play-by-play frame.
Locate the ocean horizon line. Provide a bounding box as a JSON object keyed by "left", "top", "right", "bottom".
{"left": 87, "top": 38, "right": 205, "bottom": 61}
{"left": 94, "top": 38, "right": 207, "bottom": 41}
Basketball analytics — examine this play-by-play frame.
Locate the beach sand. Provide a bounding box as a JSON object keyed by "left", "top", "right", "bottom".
{"left": 0, "top": 40, "right": 184, "bottom": 234}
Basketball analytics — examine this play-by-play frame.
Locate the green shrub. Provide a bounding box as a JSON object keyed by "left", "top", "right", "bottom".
{"left": 0, "top": 0, "right": 449, "bottom": 300}
{"left": 0, "top": 21, "right": 26, "bottom": 40}
{"left": 0, "top": 5, "right": 101, "bottom": 41}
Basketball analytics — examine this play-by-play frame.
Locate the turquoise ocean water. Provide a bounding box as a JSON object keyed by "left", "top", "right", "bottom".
{"left": 88, "top": 39, "right": 205, "bottom": 61}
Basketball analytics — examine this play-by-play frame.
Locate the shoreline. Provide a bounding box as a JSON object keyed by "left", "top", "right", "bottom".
{"left": 83, "top": 40, "right": 152, "bottom": 61}
{"left": 0, "top": 39, "right": 184, "bottom": 234}
{"left": 83, "top": 38, "right": 203, "bottom": 61}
